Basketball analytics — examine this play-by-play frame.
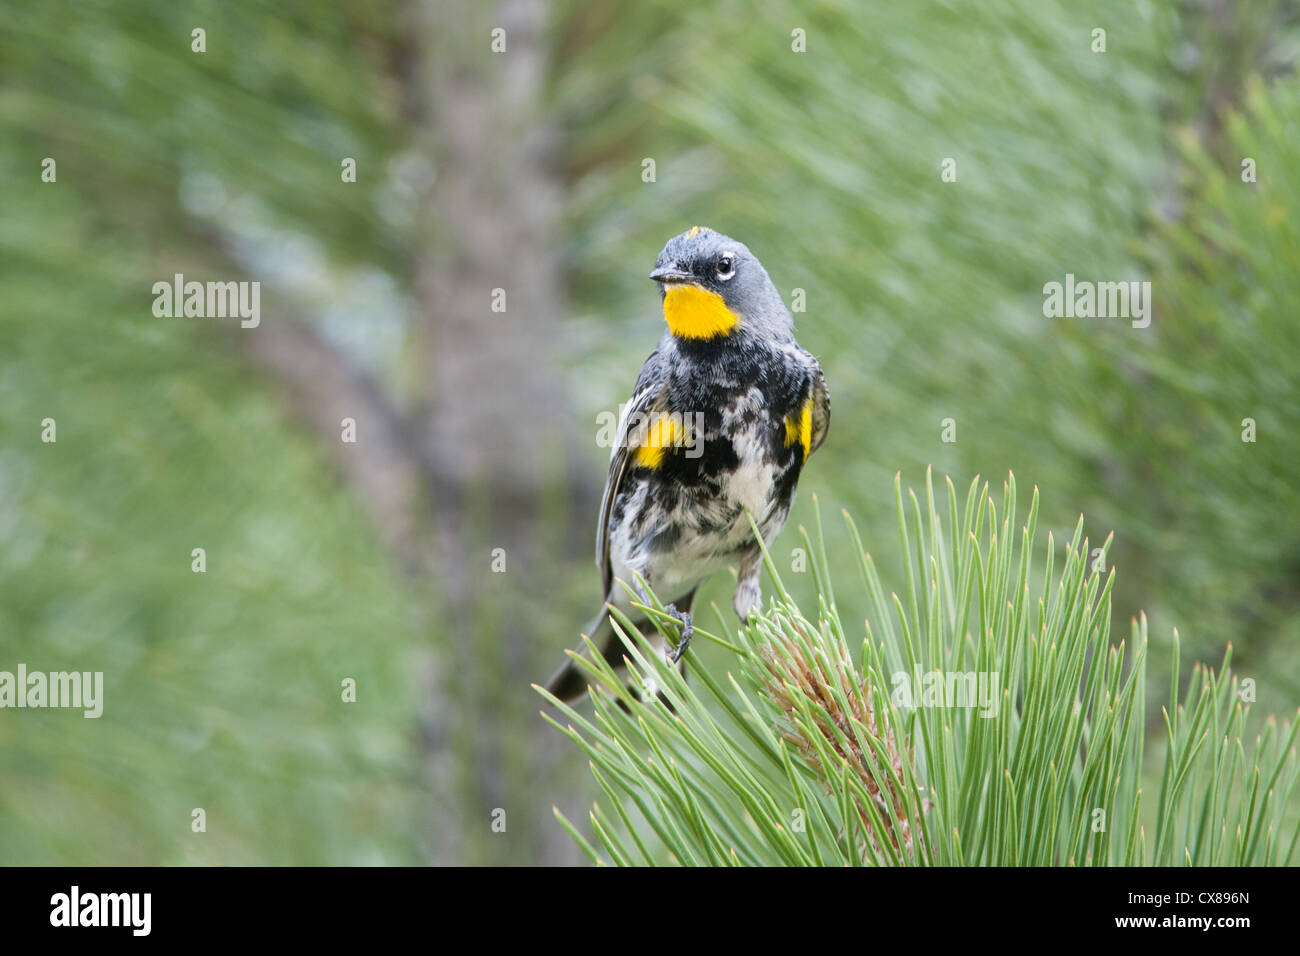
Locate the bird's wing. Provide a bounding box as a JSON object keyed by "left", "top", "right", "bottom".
{"left": 597, "top": 353, "right": 667, "bottom": 598}
{"left": 808, "top": 361, "right": 831, "bottom": 458}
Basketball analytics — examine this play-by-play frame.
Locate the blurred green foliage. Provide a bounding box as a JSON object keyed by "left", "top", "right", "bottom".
{"left": 0, "top": 0, "right": 427, "bottom": 864}
{"left": 0, "top": 201, "right": 429, "bottom": 863}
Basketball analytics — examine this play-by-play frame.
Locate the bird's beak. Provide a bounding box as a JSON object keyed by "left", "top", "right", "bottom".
{"left": 649, "top": 264, "right": 694, "bottom": 283}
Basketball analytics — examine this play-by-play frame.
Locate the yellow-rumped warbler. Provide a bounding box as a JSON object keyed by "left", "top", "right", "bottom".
{"left": 545, "top": 227, "right": 829, "bottom": 702}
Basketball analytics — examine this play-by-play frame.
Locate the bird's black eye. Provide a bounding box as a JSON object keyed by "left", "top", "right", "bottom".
{"left": 716, "top": 254, "right": 736, "bottom": 281}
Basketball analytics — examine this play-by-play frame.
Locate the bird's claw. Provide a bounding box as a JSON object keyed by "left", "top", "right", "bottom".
{"left": 663, "top": 603, "right": 693, "bottom": 663}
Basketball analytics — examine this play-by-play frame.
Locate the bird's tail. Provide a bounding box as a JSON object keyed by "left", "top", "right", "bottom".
{"left": 544, "top": 592, "right": 695, "bottom": 705}
{"left": 542, "top": 607, "right": 619, "bottom": 704}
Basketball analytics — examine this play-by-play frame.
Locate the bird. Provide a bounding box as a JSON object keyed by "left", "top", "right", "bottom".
{"left": 544, "top": 226, "right": 829, "bottom": 704}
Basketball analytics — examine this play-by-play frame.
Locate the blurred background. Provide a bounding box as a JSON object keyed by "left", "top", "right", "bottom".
{"left": 1, "top": 0, "right": 1297, "bottom": 865}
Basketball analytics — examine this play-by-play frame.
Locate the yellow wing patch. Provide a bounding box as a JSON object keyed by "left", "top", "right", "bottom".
{"left": 784, "top": 397, "right": 813, "bottom": 462}
{"left": 663, "top": 285, "right": 738, "bottom": 340}
{"left": 633, "top": 414, "right": 683, "bottom": 469}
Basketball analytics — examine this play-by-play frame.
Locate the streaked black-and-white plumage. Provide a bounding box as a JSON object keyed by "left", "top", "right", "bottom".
{"left": 545, "top": 227, "right": 829, "bottom": 703}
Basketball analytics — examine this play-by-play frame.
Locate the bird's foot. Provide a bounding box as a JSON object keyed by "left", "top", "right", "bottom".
{"left": 663, "top": 604, "right": 693, "bottom": 663}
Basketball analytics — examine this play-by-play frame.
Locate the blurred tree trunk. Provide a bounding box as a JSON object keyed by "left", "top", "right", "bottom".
{"left": 407, "top": 0, "right": 585, "bottom": 865}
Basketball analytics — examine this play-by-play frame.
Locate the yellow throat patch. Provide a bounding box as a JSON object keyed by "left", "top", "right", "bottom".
{"left": 663, "top": 285, "right": 738, "bottom": 341}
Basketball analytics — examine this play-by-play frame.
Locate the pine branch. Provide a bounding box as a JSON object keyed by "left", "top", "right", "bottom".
{"left": 539, "top": 470, "right": 1300, "bottom": 867}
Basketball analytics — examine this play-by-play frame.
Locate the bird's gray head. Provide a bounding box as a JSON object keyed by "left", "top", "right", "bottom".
{"left": 649, "top": 227, "right": 793, "bottom": 343}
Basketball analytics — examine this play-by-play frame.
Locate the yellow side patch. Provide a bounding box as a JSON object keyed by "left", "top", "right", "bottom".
{"left": 633, "top": 415, "right": 682, "bottom": 469}
{"left": 784, "top": 397, "right": 813, "bottom": 462}
{"left": 663, "top": 285, "right": 738, "bottom": 340}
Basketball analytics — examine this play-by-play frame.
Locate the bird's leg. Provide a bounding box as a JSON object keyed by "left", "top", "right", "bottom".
{"left": 733, "top": 547, "right": 763, "bottom": 620}
{"left": 663, "top": 603, "right": 693, "bottom": 663}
